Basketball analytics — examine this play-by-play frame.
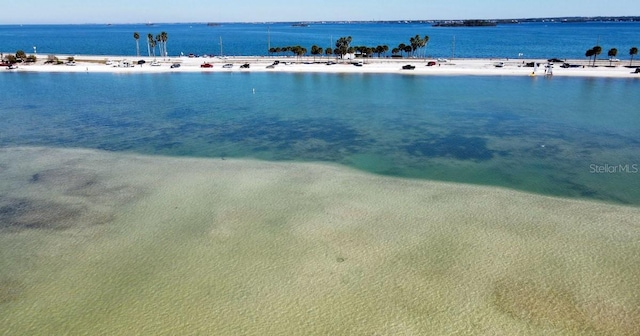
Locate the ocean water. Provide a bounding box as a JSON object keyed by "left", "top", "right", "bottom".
{"left": 1, "top": 72, "right": 639, "bottom": 205}
{"left": 1, "top": 21, "right": 639, "bottom": 59}
{"left": 2, "top": 39, "right": 640, "bottom": 333}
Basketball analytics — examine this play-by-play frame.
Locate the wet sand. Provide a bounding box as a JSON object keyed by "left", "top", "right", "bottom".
{"left": 1, "top": 147, "right": 639, "bottom": 335}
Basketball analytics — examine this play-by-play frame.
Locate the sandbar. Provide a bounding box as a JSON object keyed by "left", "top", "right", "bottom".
{"left": 4, "top": 54, "right": 640, "bottom": 78}
{"left": 0, "top": 146, "right": 638, "bottom": 335}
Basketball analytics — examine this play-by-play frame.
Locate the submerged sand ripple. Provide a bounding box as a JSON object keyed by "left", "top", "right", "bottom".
{"left": 0, "top": 147, "right": 638, "bottom": 335}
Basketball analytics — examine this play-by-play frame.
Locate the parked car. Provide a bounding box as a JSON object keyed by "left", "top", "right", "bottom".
{"left": 547, "top": 58, "right": 564, "bottom": 63}
{"left": 200, "top": 63, "right": 213, "bottom": 68}
{"left": 240, "top": 63, "right": 250, "bottom": 68}
{"left": 426, "top": 61, "right": 436, "bottom": 66}
{"left": 402, "top": 64, "right": 416, "bottom": 70}
{"left": 137, "top": 60, "right": 146, "bottom": 65}
{"left": 222, "top": 63, "right": 233, "bottom": 68}
{"left": 170, "top": 63, "right": 181, "bottom": 68}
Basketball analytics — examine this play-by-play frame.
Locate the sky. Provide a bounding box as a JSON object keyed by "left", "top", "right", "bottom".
{"left": 1, "top": 0, "right": 638, "bottom": 24}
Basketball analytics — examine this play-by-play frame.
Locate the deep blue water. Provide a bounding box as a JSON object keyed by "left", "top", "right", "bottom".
{"left": 1, "top": 72, "right": 639, "bottom": 205}
{"left": 1, "top": 22, "right": 639, "bottom": 59}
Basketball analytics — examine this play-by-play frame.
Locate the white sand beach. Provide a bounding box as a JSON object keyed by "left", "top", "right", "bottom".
{"left": 1, "top": 147, "right": 639, "bottom": 335}
{"left": 5, "top": 54, "right": 640, "bottom": 78}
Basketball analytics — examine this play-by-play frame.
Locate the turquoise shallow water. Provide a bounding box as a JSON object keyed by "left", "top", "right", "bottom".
{"left": 1, "top": 72, "right": 639, "bottom": 204}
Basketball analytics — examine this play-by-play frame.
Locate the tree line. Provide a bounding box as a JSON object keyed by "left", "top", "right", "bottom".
{"left": 585, "top": 45, "right": 638, "bottom": 66}
{"left": 268, "top": 34, "right": 430, "bottom": 60}
{"left": 134, "top": 31, "right": 169, "bottom": 58}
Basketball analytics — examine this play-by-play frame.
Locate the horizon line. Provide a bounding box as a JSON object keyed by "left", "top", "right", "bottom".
{"left": 2, "top": 15, "right": 640, "bottom": 26}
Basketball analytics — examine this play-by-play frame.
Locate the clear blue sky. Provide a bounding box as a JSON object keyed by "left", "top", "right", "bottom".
{"left": 2, "top": 0, "right": 638, "bottom": 24}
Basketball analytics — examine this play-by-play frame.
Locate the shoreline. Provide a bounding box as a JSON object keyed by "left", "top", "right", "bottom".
{"left": 4, "top": 54, "right": 640, "bottom": 78}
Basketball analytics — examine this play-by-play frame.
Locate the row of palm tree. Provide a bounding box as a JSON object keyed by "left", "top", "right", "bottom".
{"left": 586, "top": 46, "right": 638, "bottom": 66}
{"left": 270, "top": 44, "right": 391, "bottom": 60}
{"left": 268, "top": 35, "right": 429, "bottom": 60}
{"left": 268, "top": 45, "right": 308, "bottom": 58}
{"left": 133, "top": 32, "right": 168, "bottom": 58}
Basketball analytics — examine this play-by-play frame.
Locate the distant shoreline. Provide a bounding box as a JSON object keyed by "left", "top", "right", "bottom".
{"left": 4, "top": 54, "right": 640, "bottom": 78}
{"left": 2, "top": 16, "right": 640, "bottom": 26}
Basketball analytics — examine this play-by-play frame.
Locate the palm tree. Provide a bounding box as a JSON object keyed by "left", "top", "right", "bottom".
{"left": 409, "top": 36, "right": 417, "bottom": 57}
{"left": 592, "top": 45, "right": 602, "bottom": 66}
{"left": 325, "top": 47, "right": 332, "bottom": 58}
{"left": 374, "top": 45, "right": 384, "bottom": 58}
{"left": 133, "top": 32, "right": 140, "bottom": 56}
{"left": 335, "top": 36, "right": 352, "bottom": 58}
{"left": 398, "top": 43, "right": 406, "bottom": 57}
{"left": 155, "top": 34, "right": 162, "bottom": 59}
{"left": 409, "top": 35, "right": 425, "bottom": 57}
{"left": 422, "top": 35, "right": 430, "bottom": 58}
{"left": 630, "top": 47, "right": 638, "bottom": 66}
{"left": 607, "top": 48, "right": 618, "bottom": 66}
{"left": 15, "top": 50, "right": 27, "bottom": 60}
{"left": 311, "top": 45, "right": 324, "bottom": 60}
{"left": 335, "top": 36, "right": 352, "bottom": 59}
{"left": 147, "top": 33, "right": 153, "bottom": 57}
{"left": 160, "top": 31, "right": 168, "bottom": 58}
{"left": 585, "top": 48, "right": 595, "bottom": 65}
{"left": 403, "top": 45, "right": 412, "bottom": 56}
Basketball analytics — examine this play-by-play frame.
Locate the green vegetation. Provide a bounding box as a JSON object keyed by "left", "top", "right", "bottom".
{"left": 630, "top": 47, "right": 638, "bottom": 67}
{"left": 134, "top": 31, "right": 168, "bottom": 58}
{"left": 5, "top": 54, "right": 17, "bottom": 63}
{"left": 607, "top": 48, "right": 617, "bottom": 66}
{"left": 15, "top": 50, "right": 27, "bottom": 60}
{"left": 268, "top": 46, "right": 308, "bottom": 58}
{"left": 585, "top": 46, "right": 602, "bottom": 66}
{"left": 334, "top": 36, "right": 352, "bottom": 59}
{"left": 133, "top": 32, "right": 140, "bottom": 57}
{"left": 310, "top": 45, "right": 323, "bottom": 60}
{"left": 266, "top": 34, "right": 426, "bottom": 61}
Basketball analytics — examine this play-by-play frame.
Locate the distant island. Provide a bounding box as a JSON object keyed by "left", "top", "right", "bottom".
{"left": 245, "top": 16, "right": 640, "bottom": 26}
{"left": 432, "top": 20, "right": 497, "bottom": 27}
